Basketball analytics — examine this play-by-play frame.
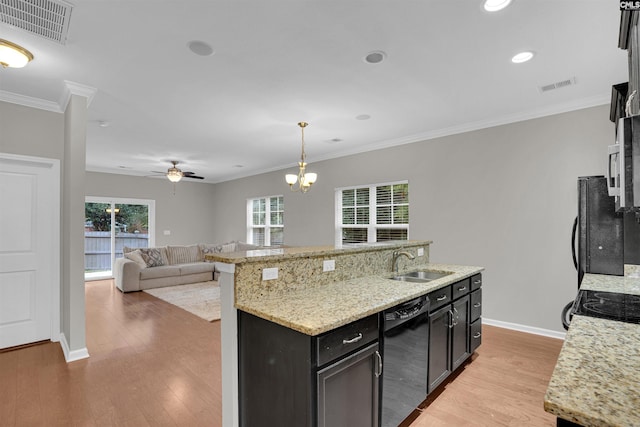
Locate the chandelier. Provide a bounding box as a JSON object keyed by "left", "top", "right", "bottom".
{"left": 285, "top": 122, "right": 317, "bottom": 193}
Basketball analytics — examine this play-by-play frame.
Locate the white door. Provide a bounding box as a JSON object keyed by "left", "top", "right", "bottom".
{"left": 0, "top": 154, "right": 59, "bottom": 349}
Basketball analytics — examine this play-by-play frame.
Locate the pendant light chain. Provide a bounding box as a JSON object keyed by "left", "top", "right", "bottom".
{"left": 299, "top": 121, "right": 308, "bottom": 165}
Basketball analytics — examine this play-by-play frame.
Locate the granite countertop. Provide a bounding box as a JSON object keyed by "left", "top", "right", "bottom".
{"left": 544, "top": 273, "right": 640, "bottom": 427}
{"left": 205, "top": 240, "right": 433, "bottom": 264}
{"left": 580, "top": 272, "right": 640, "bottom": 295}
{"left": 236, "top": 263, "right": 483, "bottom": 336}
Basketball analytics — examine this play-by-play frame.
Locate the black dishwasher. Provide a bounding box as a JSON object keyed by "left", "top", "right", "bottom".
{"left": 381, "top": 295, "right": 430, "bottom": 427}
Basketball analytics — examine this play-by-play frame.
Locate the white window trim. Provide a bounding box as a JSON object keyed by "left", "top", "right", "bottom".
{"left": 334, "top": 180, "right": 409, "bottom": 246}
{"left": 246, "top": 195, "right": 284, "bottom": 246}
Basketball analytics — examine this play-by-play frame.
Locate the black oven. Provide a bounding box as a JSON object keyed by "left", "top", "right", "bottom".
{"left": 571, "top": 289, "right": 640, "bottom": 324}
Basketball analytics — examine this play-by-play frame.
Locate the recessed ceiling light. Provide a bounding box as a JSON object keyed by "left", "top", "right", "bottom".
{"left": 233, "top": 164, "right": 244, "bottom": 168}
{"left": 511, "top": 51, "right": 534, "bottom": 63}
{"left": 98, "top": 120, "right": 110, "bottom": 127}
{"left": 483, "top": 0, "right": 512, "bottom": 12}
{"left": 326, "top": 138, "right": 343, "bottom": 144}
{"left": 187, "top": 40, "right": 214, "bottom": 57}
{"left": 364, "top": 51, "right": 386, "bottom": 64}
{"left": 356, "top": 114, "right": 371, "bottom": 120}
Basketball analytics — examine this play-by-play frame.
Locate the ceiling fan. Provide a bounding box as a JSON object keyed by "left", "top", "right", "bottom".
{"left": 151, "top": 161, "right": 204, "bottom": 183}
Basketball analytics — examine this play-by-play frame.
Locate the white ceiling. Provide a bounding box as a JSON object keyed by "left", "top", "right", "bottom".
{"left": 0, "top": 0, "right": 629, "bottom": 183}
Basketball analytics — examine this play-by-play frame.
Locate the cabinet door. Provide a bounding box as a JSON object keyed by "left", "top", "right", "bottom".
{"left": 470, "top": 288, "right": 482, "bottom": 323}
{"left": 317, "top": 342, "right": 381, "bottom": 427}
{"left": 470, "top": 319, "right": 482, "bottom": 354}
{"left": 451, "top": 295, "right": 470, "bottom": 371}
{"left": 239, "top": 311, "right": 313, "bottom": 427}
{"left": 428, "top": 304, "right": 451, "bottom": 394}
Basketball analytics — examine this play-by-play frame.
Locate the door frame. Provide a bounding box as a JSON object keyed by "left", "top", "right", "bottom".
{"left": 0, "top": 152, "right": 61, "bottom": 344}
{"left": 84, "top": 196, "right": 156, "bottom": 279}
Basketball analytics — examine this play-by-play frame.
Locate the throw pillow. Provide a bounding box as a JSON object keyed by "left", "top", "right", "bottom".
{"left": 167, "top": 245, "right": 201, "bottom": 264}
{"left": 236, "top": 241, "right": 260, "bottom": 251}
{"left": 124, "top": 250, "right": 147, "bottom": 269}
{"left": 219, "top": 241, "right": 238, "bottom": 253}
{"left": 138, "top": 248, "right": 165, "bottom": 267}
{"left": 199, "top": 243, "right": 219, "bottom": 256}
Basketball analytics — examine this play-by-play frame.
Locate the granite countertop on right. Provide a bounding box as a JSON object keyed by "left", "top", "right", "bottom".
{"left": 544, "top": 273, "right": 640, "bottom": 427}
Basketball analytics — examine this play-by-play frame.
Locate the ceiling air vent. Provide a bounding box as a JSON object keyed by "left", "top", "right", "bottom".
{"left": 0, "top": 0, "right": 73, "bottom": 45}
{"left": 538, "top": 77, "right": 577, "bottom": 94}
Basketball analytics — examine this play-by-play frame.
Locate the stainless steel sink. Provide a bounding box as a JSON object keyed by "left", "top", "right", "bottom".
{"left": 389, "top": 270, "right": 453, "bottom": 283}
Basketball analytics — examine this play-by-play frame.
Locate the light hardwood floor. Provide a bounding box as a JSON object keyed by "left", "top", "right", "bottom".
{"left": 0, "top": 280, "right": 563, "bottom": 426}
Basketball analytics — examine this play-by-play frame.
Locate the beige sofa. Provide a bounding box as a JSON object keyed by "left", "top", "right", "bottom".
{"left": 113, "top": 241, "right": 262, "bottom": 293}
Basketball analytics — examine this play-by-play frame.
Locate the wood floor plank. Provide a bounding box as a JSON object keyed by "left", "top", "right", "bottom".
{"left": 0, "top": 279, "right": 563, "bottom": 426}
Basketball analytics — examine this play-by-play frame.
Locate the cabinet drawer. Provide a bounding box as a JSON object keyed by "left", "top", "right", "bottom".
{"left": 471, "top": 274, "right": 482, "bottom": 291}
{"left": 452, "top": 278, "right": 471, "bottom": 300}
{"left": 470, "top": 319, "right": 482, "bottom": 353}
{"left": 316, "top": 314, "right": 378, "bottom": 366}
{"left": 429, "top": 285, "right": 452, "bottom": 311}
{"left": 470, "top": 288, "right": 482, "bottom": 322}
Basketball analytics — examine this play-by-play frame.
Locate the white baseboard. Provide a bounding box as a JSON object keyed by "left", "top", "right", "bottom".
{"left": 59, "top": 333, "right": 90, "bottom": 362}
{"left": 483, "top": 318, "right": 566, "bottom": 340}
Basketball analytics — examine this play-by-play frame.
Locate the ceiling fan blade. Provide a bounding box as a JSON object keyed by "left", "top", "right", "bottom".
{"left": 183, "top": 175, "right": 204, "bottom": 180}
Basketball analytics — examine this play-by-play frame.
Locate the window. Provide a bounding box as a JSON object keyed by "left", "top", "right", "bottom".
{"left": 336, "top": 182, "right": 409, "bottom": 245}
{"left": 84, "top": 197, "right": 155, "bottom": 280}
{"left": 247, "top": 195, "right": 284, "bottom": 246}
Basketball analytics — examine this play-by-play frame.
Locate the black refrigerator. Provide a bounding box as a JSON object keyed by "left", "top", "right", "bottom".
{"left": 563, "top": 176, "right": 624, "bottom": 329}
{"left": 575, "top": 175, "right": 624, "bottom": 285}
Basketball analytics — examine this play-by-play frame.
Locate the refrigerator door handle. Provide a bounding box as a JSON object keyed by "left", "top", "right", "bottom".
{"left": 571, "top": 216, "right": 578, "bottom": 271}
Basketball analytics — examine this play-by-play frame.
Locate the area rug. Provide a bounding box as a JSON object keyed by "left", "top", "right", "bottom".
{"left": 144, "top": 281, "right": 220, "bottom": 322}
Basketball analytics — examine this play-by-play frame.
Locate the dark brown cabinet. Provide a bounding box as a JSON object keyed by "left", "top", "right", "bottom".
{"left": 451, "top": 295, "right": 471, "bottom": 371}
{"left": 238, "top": 311, "right": 381, "bottom": 427}
{"left": 427, "top": 274, "right": 482, "bottom": 394}
{"left": 427, "top": 303, "right": 452, "bottom": 393}
{"left": 239, "top": 272, "right": 483, "bottom": 427}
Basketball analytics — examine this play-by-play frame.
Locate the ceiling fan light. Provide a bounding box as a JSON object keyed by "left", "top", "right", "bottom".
{"left": 167, "top": 169, "right": 182, "bottom": 182}
{"left": 0, "top": 39, "right": 33, "bottom": 68}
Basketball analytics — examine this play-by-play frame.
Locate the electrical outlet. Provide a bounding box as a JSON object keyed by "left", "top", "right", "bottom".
{"left": 323, "top": 260, "right": 335, "bottom": 272}
{"left": 417, "top": 247, "right": 424, "bottom": 257}
{"left": 262, "top": 267, "right": 278, "bottom": 280}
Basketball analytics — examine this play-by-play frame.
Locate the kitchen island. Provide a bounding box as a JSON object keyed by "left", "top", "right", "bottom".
{"left": 205, "top": 241, "right": 483, "bottom": 427}
{"left": 544, "top": 271, "right": 640, "bottom": 427}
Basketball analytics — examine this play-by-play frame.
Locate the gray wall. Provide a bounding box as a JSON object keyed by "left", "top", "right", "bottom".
{"left": 0, "top": 99, "right": 88, "bottom": 353}
{"left": 85, "top": 172, "right": 218, "bottom": 246}
{"left": 210, "top": 105, "right": 613, "bottom": 333}
{"left": 2, "top": 99, "right": 614, "bottom": 337}
{"left": 0, "top": 102, "right": 65, "bottom": 158}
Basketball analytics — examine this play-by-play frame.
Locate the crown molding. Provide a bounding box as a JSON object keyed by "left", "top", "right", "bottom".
{"left": 308, "top": 92, "right": 612, "bottom": 164}
{"left": 59, "top": 80, "right": 97, "bottom": 111}
{"left": 216, "top": 93, "right": 612, "bottom": 184}
{"left": 0, "top": 90, "right": 62, "bottom": 113}
{"left": 0, "top": 80, "right": 97, "bottom": 113}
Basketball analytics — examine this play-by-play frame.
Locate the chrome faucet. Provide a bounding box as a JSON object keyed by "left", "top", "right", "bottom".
{"left": 392, "top": 250, "right": 415, "bottom": 273}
